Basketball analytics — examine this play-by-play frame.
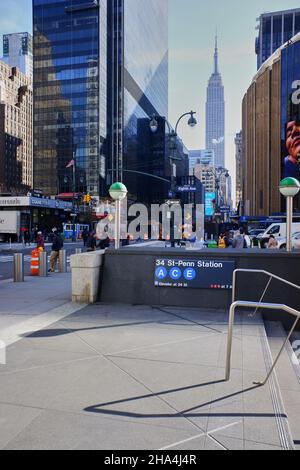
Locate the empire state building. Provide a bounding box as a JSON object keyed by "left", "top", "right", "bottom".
{"left": 206, "top": 36, "right": 225, "bottom": 168}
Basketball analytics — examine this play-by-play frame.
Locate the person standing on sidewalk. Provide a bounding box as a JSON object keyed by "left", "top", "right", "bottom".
{"left": 36, "top": 232, "right": 45, "bottom": 250}
{"left": 49, "top": 228, "right": 64, "bottom": 273}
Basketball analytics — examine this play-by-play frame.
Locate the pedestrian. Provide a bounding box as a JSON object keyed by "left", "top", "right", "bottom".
{"left": 267, "top": 235, "right": 279, "bottom": 250}
{"left": 82, "top": 227, "right": 89, "bottom": 247}
{"left": 86, "top": 231, "right": 97, "bottom": 252}
{"left": 24, "top": 230, "right": 31, "bottom": 247}
{"left": 49, "top": 228, "right": 64, "bottom": 273}
{"left": 36, "top": 231, "right": 45, "bottom": 250}
{"left": 224, "top": 230, "right": 232, "bottom": 248}
{"left": 232, "top": 229, "right": 245, "bottom": 249}
{"left": 244, "top": 231, "right": 251, "bottom": 249}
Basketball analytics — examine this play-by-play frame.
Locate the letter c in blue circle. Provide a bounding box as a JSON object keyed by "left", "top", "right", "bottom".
{"left": 156, "top": 267, "right": 167, "bottom": 280}
{"left": 184, "top": 268, "right": 196, "bottom": 281}
{"left": 170, "top": 267, "right": 182, "bottom": 280}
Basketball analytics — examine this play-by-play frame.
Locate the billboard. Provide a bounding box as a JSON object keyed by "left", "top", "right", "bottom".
{"left": 205, "top": 192, "right": 216, "bottom": 217}
{"left": 281, "top": 45, "right": 300, "bottom": 183}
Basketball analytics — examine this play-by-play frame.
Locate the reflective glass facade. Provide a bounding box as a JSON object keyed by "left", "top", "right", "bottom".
{"left": 33, "top": 0, "right": 107, "bottom": 196}
{"left": 111, "top": 0, "right": 170, "bottom": 202}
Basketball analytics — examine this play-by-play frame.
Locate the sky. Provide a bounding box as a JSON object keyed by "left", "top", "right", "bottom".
{"left": 1, "top": 0, "right": 300, "bottom": 200}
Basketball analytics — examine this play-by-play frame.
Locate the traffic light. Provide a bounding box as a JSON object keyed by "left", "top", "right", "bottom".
{"left": 83, "top": 194, "right": 92, "bottom": 204}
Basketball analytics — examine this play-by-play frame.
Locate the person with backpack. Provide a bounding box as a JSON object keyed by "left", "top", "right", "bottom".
{"left": 49, "top": 228, "right": 64, "bottom": 273}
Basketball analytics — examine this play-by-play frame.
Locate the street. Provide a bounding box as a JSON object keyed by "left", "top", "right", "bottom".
{"left": 0, "top": 242, "right": 84, "bottom": 281}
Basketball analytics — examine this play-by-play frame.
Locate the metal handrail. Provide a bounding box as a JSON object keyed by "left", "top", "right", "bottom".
{"left": 226, "top": 301, "right": 300, "bottom": 386}
{"left": 232, "top": 269, "right": 300, "bottom": 319}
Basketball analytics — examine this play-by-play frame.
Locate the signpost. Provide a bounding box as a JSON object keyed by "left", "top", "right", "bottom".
{"left": 154, "top": 258, "right": 235, "bottom": 290}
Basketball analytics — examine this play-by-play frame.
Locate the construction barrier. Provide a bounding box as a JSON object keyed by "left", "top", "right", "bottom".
{"left": 31, "top": 247, "right": 44, "bottom": 276}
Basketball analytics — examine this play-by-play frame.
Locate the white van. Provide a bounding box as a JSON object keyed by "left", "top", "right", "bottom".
{"left": 257, "top": 223, "right": 300, "bottom": 248}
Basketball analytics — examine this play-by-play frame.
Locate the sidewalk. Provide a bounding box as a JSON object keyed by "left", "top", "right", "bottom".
{"left": 0, "top": 273, "right": 85, "bottom": 346}
{"left": 0, "top": 300, "right": 298, "bottom": 450}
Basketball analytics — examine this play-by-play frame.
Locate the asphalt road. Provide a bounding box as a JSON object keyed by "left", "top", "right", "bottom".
{"left": 0, "top": 242, "right": 84, "bottom": 281}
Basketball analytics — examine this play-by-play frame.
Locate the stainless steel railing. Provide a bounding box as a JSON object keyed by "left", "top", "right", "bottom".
{"left": 226, "top": 269, "right": 300, "bottom": 386}
{"left": 226, "top": 301, "right": 300, "bottom": 385}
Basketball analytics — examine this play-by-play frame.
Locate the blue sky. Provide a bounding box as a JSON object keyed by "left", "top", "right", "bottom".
{"left": 1, "top": 0, "right": 300, "bottom": 189}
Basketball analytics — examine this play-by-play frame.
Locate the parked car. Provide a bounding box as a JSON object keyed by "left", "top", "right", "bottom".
{"left": 276, "top": 231, "right": 300, "bottom": 250}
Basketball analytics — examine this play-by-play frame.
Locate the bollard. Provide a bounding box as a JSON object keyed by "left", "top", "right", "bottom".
{"left": 39, "top": 251, "right": 48, "bottom": 277}
{"left": 59, "top": 250, "right": 67, "bottom": 273}
{"left": 75, "top": 248, "right": 82, "bottom": 255}
{"left": 13, "top": 254, "right": 24, "bottom": 283}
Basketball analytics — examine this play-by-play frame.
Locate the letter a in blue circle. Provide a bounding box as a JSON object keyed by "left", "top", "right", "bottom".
{"left": 184, "top": 268, "right": 196, "bottom": 281}
{"left": 170, "top": 267, "right": 182, "bottom": 280}
{"left": 156, "top": 267, "right": 167, "bottom": 280}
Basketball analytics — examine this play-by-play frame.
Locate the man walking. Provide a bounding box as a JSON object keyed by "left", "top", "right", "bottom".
{"left": 49, "top": 228, "right": 63, "bottom": 273}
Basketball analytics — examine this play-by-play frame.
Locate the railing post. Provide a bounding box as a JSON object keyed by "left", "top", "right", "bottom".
{"left": 226, "top": 303, "right": 236, "bottom": 381}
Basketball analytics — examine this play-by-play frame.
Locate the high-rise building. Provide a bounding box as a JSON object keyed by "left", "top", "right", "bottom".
{"left": 109, "top": 0, "right": 169, "bottom": 204}
{"left": 189, "top": 149, "right": 214, "bottom": 173}
{"left": 33, "top": 0, "right": 107, "bottom": 197}
{"left": 0, "top": 60, "right": 33, "bottom": 194}
{"left": 235, "top": 131, "right": 243, "bottom": 212}
{"left": 33, "top": 0, "right": 169, "bottom": 203}
{"left": 2, "top": 33, "right": 33, "bottom": 80}
{"left": 256, "top": 8, "right": 300, "bottom": 70}
{"left": 205, "top": 36, "right": 225, "bottom": 168}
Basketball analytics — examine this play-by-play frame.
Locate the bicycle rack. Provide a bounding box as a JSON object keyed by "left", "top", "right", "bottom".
{"left": 226, "top": 269, "right": 300, "bottom": 386}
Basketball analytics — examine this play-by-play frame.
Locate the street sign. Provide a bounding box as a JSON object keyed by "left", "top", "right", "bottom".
{"left": 154, "top": 258, "right": 235, "bottom": 290}
{"left": 220, "top": 205, "right": 231, "bottom": 213}
{"left": 165, "top": 199, "right": 181, "bottom": 206}
{"left": 177, "top": 185, "right": 197, "bottom": 193}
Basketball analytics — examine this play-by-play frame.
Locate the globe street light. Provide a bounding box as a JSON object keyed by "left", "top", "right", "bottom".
{"left": 109, "top": 182, "right": 128, "bottom": 250}
{"left": 279, "top": 177, "right": 300, "bottom": 252}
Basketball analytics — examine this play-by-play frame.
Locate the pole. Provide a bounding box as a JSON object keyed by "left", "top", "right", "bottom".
{"left": 287, "top": 195, "right": 293, "bottom": 252}
{"left": 72, "top": 160, "right": 76, "bottom": 243}
{"left": 115, "top": 199, "right": 121, "bottom": 250}
{"left": 13, "top": 254, "right": 24, "bottom": 283}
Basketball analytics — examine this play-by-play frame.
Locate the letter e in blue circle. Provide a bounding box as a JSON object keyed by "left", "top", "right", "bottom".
{"left": 156, "top": 267, "right": 167, "bottom": 280}
{"left": 170, "top": 267, "right": 182, "bottom": 280}
{"left": 184, "top": 268, "right": 196, "bottom": 281}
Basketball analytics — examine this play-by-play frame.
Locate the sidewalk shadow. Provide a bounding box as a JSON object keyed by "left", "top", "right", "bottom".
{"left": 83, "top": 383, "right": 276, "bottom": 420}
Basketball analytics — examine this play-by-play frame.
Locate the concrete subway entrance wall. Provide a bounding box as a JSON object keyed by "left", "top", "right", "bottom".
{"left": 100, "top": 248, "right": 300, "bottom": 328}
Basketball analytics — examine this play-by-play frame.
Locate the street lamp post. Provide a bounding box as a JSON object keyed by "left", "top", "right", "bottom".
{"left": 279, "top": 177, "right": 300, "bottom": 252}
{"left": 109, "top": 182, "right": 128, "bottom": 250}
{"left": 150, "top": 111, "right": 197, "bottom": 198}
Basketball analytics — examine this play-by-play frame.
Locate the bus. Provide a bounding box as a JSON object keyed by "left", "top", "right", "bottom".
{"left": 63, "top": 223, "right": 89, "bottom": 240}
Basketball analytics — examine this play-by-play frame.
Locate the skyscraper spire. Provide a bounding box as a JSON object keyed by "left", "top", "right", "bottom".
{"left": 214, "top": 33, "right": 219, "bottom": 74}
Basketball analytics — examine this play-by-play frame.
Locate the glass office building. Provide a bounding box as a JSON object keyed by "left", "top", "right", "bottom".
{"left": 33, "top": 0, "right": 169, "bottom": 203}
{"left": 33, "top": 0, "right": 107, "bottom": 196}
{"left": 107, "top": 0, "right": 169, "bottom": 204}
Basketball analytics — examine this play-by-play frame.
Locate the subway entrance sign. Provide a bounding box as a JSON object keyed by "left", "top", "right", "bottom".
{"left": 154, "top": 259, "right": 236, "bottom": 290}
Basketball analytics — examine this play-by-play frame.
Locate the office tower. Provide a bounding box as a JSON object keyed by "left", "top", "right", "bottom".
{"left": 206, "top": 36, "right": 225, "bottom": 168}
{"left": 108, "top": 0, "right": 169, "bottom": 203}
{"left": 2, "top": 33, "right": 33, "bottom": 80}
{"left": 0, "top": 60, "right": 33, "bottom": 194}
{"left": 189, "top": 149, "right": 215, "bottom": 173}
{"left": 256, "top": 8, "right": 300, "bottom": 70}
{"left": 235, "top": 131, "right": 243, "bottom": 210}
{"left": 33, "top": 0, "right": 169, "bottom": 202}
{"left": 33, "top": 0, "right": 108, "bottom": 196}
